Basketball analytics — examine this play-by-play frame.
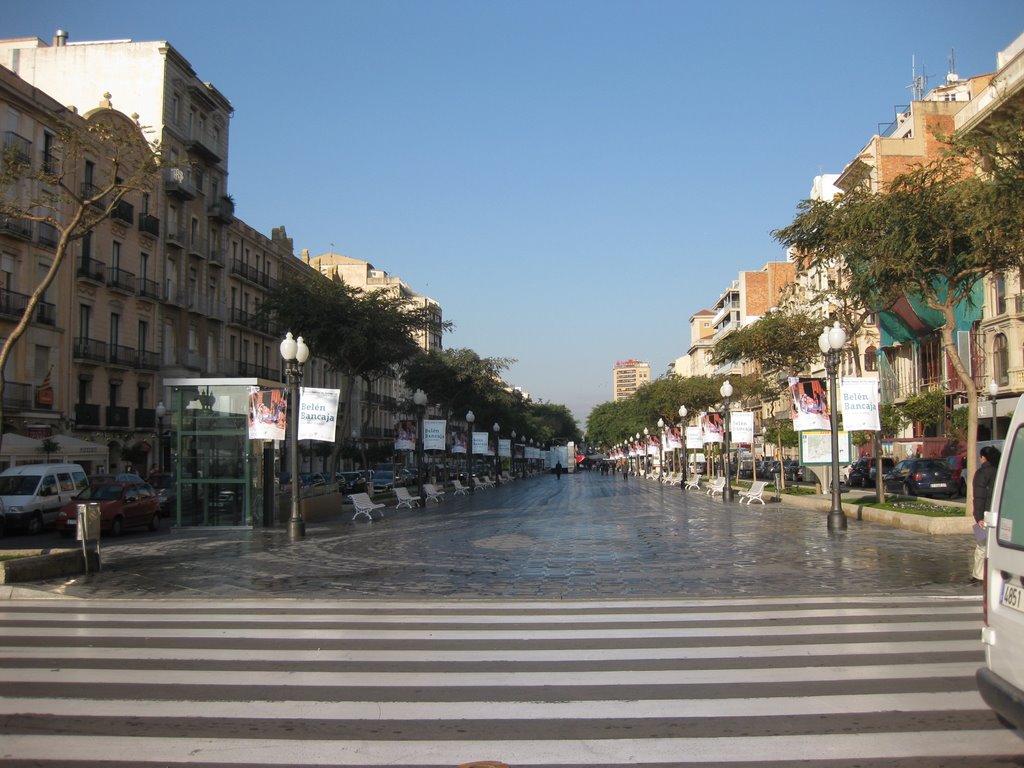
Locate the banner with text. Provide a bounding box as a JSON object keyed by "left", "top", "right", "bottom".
{"left": 297, "top": 388, "right": 340, "bottom": 442}
{"left": 498, "top": 438, "right": 511, "bottom": 458}
{"left": 731, "top": 411, "right": 755, "bottom": 445}
{"left": 840, "top": 377, "right": 880, "bottom": 431}
{"left": 424, "top": 420, "right": 447, "bottom": 451}
{"left": 472, "top": 431, "right": 490, "bottom": 456}
{"left": 685, "top": 426, "right": 703, "bottom": 450}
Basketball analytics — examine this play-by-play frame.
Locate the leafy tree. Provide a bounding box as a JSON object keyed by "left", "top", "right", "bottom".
{"left": 898, "top": 389, "right": 946, "bottom": 434}
{"left": 38, "top": 438, "right": 61, "bottom": 463}
{"left": 710, "top": 310, "right": 823, "bottom": 377}
{"left": 0, "top": 107, "right": 160, "bottom": 447}
{"left": 773, "top": 133, "right": 1024, "bottom": 514}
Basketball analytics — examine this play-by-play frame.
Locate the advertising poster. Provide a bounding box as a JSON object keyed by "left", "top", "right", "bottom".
{"left": 297, "top": 388, "right": 340, "bottom": 442}
{"left": 248, "top": 387, "right": 287, "bottom": 441}
{"left": 498, "top": 438, "right": 512, "bottom": 458}
{"left": 840, "top": 378, "right": 880, "bottom": 431}
{"left": 789, "top": 376, "right": 830, "bottom": 432}
{"left": 646, "top": 435, "right": 659, "bottom": 456}
{"left": 424, "top": 420, "right": 447, "bottom": 451}
{"left": 701, "top": 413, "right": 724, "bottom": 444}
{"left": 472, "top": 431, "right": 490, "bottom": 455}
{"left": 685, "top": 426, "right": 703, "bottom": 450}
{"left": 665, "top": 427, "right": 682, "bottom": 451}
{"left": 731, "top": 411, "right": 755, "bottom": 445}
{"left": 394, "top": 420, "right": 416, "bottom": 451}
{"left": 451, "top": 429, "right": 468, "bottom": 454}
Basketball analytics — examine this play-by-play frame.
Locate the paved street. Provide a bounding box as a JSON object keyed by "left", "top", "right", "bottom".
{"left": 4, "top": 472, "right": 1021, "bottom": 767}
{"left": 1, "top": 471, "right": 980, "bottom": 599}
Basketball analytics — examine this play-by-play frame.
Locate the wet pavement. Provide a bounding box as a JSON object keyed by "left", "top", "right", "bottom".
{"left": 1, "top": 472, "right": 978, "bottom": 599}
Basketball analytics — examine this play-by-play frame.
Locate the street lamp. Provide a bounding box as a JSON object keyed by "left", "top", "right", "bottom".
{"left": 466, "top": 410, "right": 475, "bottom": 493}
{"left": 720, "top": 380, "right": 734, "bottom": 501}
{"left": 155, "top": 400, "right": 166, "bottom": 475}
{"left": 280, "top": 331, "right": 309, "bottom": 540}
{"left": 635, "top": 432, "right": 641, "bottom": 476}
{"left": 493, "top": 423, "right": 501, "bottom": 485}
{"left": 511, "top": 430, "right": 519, "bottom": 478}
{"left": 678, "top": 405, "right": 688, "bottom": 487}
{"left": 657, "top": 419, "right": 665, "bottom": 479}
{"left": 413, "top": 388, "right": 428, "bottom": 504}
{"left": 819, "top": 321, "right": 848, "bottom": 532}
{"left": 989, "top": 379, "right": 1000, "bottom": 440}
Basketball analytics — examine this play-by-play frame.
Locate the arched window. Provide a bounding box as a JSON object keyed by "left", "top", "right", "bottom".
{"left": 864, "top": 346, "right": 877, "bottom": 372}
{"left": 995, "top": 333, "right": 1009, "bottom": 386}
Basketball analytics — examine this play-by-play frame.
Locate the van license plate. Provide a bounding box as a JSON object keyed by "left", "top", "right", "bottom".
{"left": 1001, "top": 583, "right": 1024, "bottom": 613}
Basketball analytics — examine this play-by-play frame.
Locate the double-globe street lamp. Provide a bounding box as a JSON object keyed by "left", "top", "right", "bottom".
{"left": 413, "top": 388, "right": 428, "bottom": 504}
{"left": 989, "top": 379, "right": 1000, "bottom": 440}
{"left": 466, "top": 410, "right": 476, "bottom": 493}
{"left": 280, "top": 331, "right": 310, "bottom": 540}
{"left": 155, "top": 400, "right": 166, "bottom": 475}
{"left": 493, "top": 423, "right": 501, "bottom": 485}
{"left": 720, "top": 380, "right": 734, "bottom": 501}
{"left": 819, "top": 321, "right": 848, "bottom": 533}
{"left": 678, "top": 405, "right": 688, "bottom": 487}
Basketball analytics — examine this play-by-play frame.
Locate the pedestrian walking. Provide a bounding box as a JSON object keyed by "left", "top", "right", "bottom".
{"left": 555, "top": 461, "right": 563, "bottom": 480}
{"left": 972, "top": 445, "right": 1001, "bottom": 583}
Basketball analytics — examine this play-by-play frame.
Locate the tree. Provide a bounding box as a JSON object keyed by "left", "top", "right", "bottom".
{"left": 38, "top": 437, "right": 61, "bottom": 463}
{"left": 774, "top": 137, "right": 1024, "bottom": 514}
{"left": 710, "top": 310, "right": 824, "bottom": 378}
{"left": 0, "top": 106, "right": 160, "bottom": 448}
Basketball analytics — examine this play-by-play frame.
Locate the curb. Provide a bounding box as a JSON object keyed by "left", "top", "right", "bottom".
{"left": 0, "top": 548, "right": 100, "bottom": 585}
{"left": 774, "top": 490, "right": 973, "bottom": 535}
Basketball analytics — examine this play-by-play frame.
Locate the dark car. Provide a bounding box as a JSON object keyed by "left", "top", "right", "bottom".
{"left": 848, "top": 457, "right": 896, "bottom": 488}
{"left": 944, "top": 455, "right": 968, "bottom": 497}
{"left": 55, "top": 480, "right": 161, "bottom": 537}
{"left": 148, "top": 473, "right": 176, "bottom": 517}
{"left": 372, "top": 470, "right": 395, "bottom": 492}
{"left": 782, "top": 460, "right": 804, "bottom": 482}
{"left": 883, "top": 458, "right": 957, "bottom": 498}
{"left": 336, "top": 471, "right": 368, "bottom": 494}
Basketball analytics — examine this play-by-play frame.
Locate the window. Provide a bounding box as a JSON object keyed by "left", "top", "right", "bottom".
{"left": 996, "top": 274, "right": 1008, "bottom": 315}
{"left": 140, "top": 251, "right": 149, "bottom": 280}
{"left": 42, "top": 131, "right": 56, "bottom": 174}
{"left": 84, "top": 159, "right": 94, "bottom": 186}
{"left": 138, "top": 320, "right": 148, "bottom": 353}
{"left": 110, "top": 312, "right": 120, "bottom": 347}
{"left": 81, "top": 232, "right": 92, "bottom": 261}
{"left": 111, "top": 240, "right": 121, "bottom": 269}
{"left": 864, "top": 346, "right": 877, "bottom": 372}
{"left": 995, "top": 333, "right": 1009, "bottom": 386}
{"left": 79, "top": 304, "right": 92, "bottom": 338}
{"left": 109, "top": 381, "right": 120, "bottom": 407}
{"left": 141, "top": 192, "right": 150, "bottom": 215}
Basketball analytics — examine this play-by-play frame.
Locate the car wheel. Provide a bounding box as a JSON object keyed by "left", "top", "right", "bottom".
{"left": 148, "top": 513, "right": 160, "bottom": 531}
{"left": 27, "top": 513, "right": 43, "bottom": 535}
{"left": 904, "top": 481, "right": 916, "bottom": 497}
{"left": 110, "top": 517, "right": 123, "bottom": 537}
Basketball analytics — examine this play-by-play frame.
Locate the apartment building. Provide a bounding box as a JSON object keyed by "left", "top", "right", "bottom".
{"left": 613, "top": 359, "right": 650, "bottom": 401}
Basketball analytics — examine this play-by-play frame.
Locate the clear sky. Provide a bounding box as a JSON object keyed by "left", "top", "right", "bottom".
{"left": 7, "top": 1, "right": 1024, "bottom": 424}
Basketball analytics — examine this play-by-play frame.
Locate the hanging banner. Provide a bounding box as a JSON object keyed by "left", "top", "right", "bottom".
{"left": 646, "top": 435, "right": 659, "bottom": 456}
{"left": 840, "top": 377, "right": 881, "bottom": 431}
{"left": 685, "top": 426, "right": 703, "bottom": 450}
{"left": 472, "top": 431, "right": 489, "bottom": 455}
{"left": 248, "top": 387, "right": 287, "bottom": 440}
{"left": 731, "top": 411, "right": 755, "bottom": 445}
{"left": 424, "top": 419, "right": 447, "bottom": 451}
{"left": 701, "top": 413, "right": 724, "bottom": 444}
{"left": 789, "top": 376, "right": 830, "bottom": 431}
{"left": 394, "top": 420, "right": 416, "bottom": 451}
{"left": 297, "top": 387, "right": 340, "bottom": 442}
{"left": 498, "top": 438, "right": 511, "bottom": 458}
{"left": 451, "top": 428, "right": 468, "bottom": 455}
{"left": 665, "top": 427, "right": 682, "bottom": 451}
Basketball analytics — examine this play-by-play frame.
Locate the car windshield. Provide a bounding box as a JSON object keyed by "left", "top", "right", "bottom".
{"left": 79, "top": 484, "right": 125, "bottom": 501}
{"left": 0, "top": 475, "right": 40, "bottom": 495}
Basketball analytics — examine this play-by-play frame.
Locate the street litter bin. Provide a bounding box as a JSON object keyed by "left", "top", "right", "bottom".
{"left": 772, "top": 472, "right": 782, "bottom": 502}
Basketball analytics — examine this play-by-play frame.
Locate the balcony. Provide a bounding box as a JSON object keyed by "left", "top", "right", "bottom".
{"left": 207, "top": 196, "right": 234, "bottom": 223}
{"left": 163, "top": 167, "right": 196, "bottom": 200}
{"left": 35, "top": 300, "right": 56, "bottom": 326}
{"left": 77, "top": 257, "right": 106, "bottom": 283}
{"left": 229, "top": 306, "right": 270, "bottom": 334}
{"left": 3, "top": 131, "right": 31, "bottom": 165}
{"left": 109, "top": 343, "right": 138, "bottom": 368}
{"left": 80, "top": 181, "right": 103, "bottom": 208}
{"left": 40, "top": 150, "right": 59, "bottom": 176}
{"left": 0, "top": 215, "right": 32, "bottom": 240}
{"left": 111, "top": 198, "right": 134, "bottom": 225}
{"left": 3, "top": 381, "right": 32, "bottom": 410}
{"left": 188, "top": 235, "right": 207, "bottom": 258}
{"left": 0, "top": 289, "right": 29, "bottom": 320}
{"left": 184, "top": 134, "right": 222, "bottom": 165}
{"left": 138, "top": 212, "right": 160, "bottom": 237}
{"left": 208, "top": 242, "right": 226, "bottom": 267}
{"left": 230, "top": 258, "right": 276, "bottom": 289}
{"left": 36, "top": 222, "right": 58, "bottom": 249}
{"left": 105, "top": 405, "right": 130, "bottom": 429}
{"left": 75, "top": 403, "right": 101, "bottom": 427}
{"left": 166, "top": 226, "right": 187, "bottom": 249}
{"left": 136, "top": 277, "right": 160, "bottom": 302}
{"left": 73, "top": 337, "right": 107, "bottom": 364}
{"left": 107, "top": 267, "right": 136, "bottom": 294}
{"left": 136, "top": 350, "right": 160, "bottom": 371}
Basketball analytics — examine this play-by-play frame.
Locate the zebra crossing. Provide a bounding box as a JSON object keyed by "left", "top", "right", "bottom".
{"left": 0, "top": 595, "right": 1021, "bottom": 766}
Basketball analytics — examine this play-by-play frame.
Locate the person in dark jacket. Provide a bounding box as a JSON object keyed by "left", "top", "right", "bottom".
{"left": 972, "top": 446, "right": 1001, "bottom": 582}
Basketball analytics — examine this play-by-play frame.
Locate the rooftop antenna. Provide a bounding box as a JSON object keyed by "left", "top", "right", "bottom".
{"left": 947, "top": 47, "right": 959, "bottom": 83}
{"left": 908, "top": 55, "right": 930, "bottom": 101}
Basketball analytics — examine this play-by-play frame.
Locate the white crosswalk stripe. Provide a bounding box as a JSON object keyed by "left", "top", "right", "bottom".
{"left": 1, "top": 595, "right": 1021, "bottom": 766}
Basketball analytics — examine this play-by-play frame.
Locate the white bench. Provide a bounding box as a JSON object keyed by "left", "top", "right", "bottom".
{"left": 423, "top": 483, "right": 445, "bottom": 503}
{"left": 476, "top": 476, "right": 496, "bottom": 489}
{"left": 393, "top": 487, "right": 421, "bottom": 509}
{"left": 738, "top": 480, "right": 768, "bottom": 505}
{"left": 349, "top": 492, "right": 386, "bottom": 521}
{"left": 684, "top": 474, "right": 702, "bottom": 491}
{"left": 452, "top": 480, "right": 470, "bottom": 496}
{"left": 706, "top": 477, "right": 726, "bottom": 498}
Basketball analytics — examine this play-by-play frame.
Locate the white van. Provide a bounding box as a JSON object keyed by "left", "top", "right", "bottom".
{"left": 0, "top": 463, "right": 88, "bottom": 535}
{"left": 979, "top": 396, "right": 1024, "bottom": 729}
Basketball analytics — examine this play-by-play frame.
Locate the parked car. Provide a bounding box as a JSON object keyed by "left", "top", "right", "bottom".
{"left": 148, "top": 473, "right": 176, "bottom": 517}
{"left": 847, "top": 457, "right": 896, "bottom": 488}
{"left": 0, "top": 463, "right": 89, "bottom": 534}
{"left": 944, "top": 455, "right": 968, "bottom": 497}
{"left": 782, "top": 460, "right": 804, "bottom": 482}
{"left": 299, "top": 472, "right": 327, "bottom": 488}
{"left": 882, "top": 458, "right": 957, "bottom": 498}
{"left": 336, "top": 471, "right": 368, "bottom": 494}
{"left": 55, "top": 480, "right": 161, "bottom": 537}
{"left": 372, "top": 470, "right": 395, "bottom": 492}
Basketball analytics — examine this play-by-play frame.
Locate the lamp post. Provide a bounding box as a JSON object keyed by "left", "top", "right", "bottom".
{"left": 511, "top": 430, "right": 518, "bottom": 478}
{"left": 413, "top": 388, "right": 427, "bottom": 504}
{"left": 720, "top": 380, "right": 734, "bottom": 501}
{"left": 635, "top": 432, "right": 641, "bottom": 476}
{"left": 989, "top": 379, "right": 1000, "bottom": 440}
{"left": 466, "top": 410, "right": 475, "bottom": 493}
{"left": 280, "top": 331, "right": 309, "bottom": 540}
{"left": 678, "top": 405, "right": 688, "bottom": 487}
{"left": 493, "top": 423, "right": 501, "bottom": 485}
{"left": 155, "top": 401, "right": 166, "bottom": 475}
{"left": 657, "top": 419, "right": 665, "bottom": 479}
{"left": 819, "top": 321, "right": 848, "bottom": 532}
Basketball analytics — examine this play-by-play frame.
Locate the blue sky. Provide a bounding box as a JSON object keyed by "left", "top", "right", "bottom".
{"left": 8, "top": 1, "right": 1024, "bottom": 424}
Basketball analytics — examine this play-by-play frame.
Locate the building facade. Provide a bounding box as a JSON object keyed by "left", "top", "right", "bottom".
{"left": 613, "top": 359, "right": 650, "bottom": 401}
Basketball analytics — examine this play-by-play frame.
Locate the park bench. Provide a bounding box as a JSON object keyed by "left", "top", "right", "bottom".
{"left": 348, "top": 492, "right": 386, "bottom": 522}
{"left": 452, "top": 480, "right": 470, "bottom": 495}
{"left": 706, "top": 477, "right": 726, "bottom": 498}
{"left": 476, "top": 476, "right": 496, "bottom": 489}
{"left": 393, "top": 487, "right": 421, "bottom": 509}
{"left": 423, "top": 483, "right": 445, "bottom": 503}
{"left": 738, "top": 480, "right": 768, "bottom": 505}
{"left": 662, "top": 472, "right": 680, "bottom": 486}
{"left": 683, "top": 474, "right": 702, "bottom": 491}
